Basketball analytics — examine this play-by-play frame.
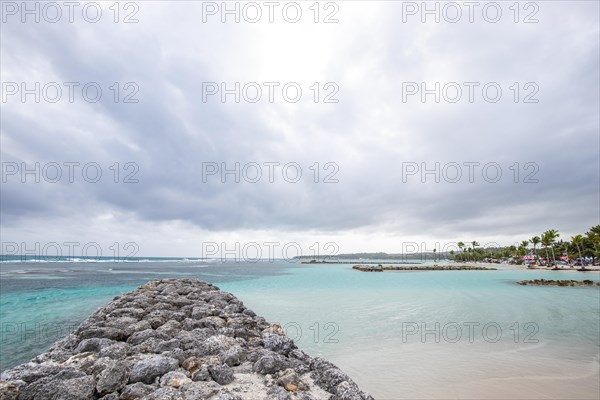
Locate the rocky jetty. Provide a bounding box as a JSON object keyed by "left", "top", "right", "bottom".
{"left": 0, "top": 279, "right": 373, "bottom": 400}
{"left": 352, "top": 265, "right": 496, "bottom": 272}
{"left": 518, "top": 279, "right": 600, "bottom": 287}
{"left": 351, "top": 265, "right": 383, "bottom": 272}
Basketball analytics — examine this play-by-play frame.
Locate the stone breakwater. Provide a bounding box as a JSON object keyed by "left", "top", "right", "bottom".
{"left": 352, "top": 265, "right": 496, "bottom": 272}
{"left": 518, "top": 279, "right": 600, "bottom": 287}
{"left": 0, "top": 279, "right": 374, "bottom": 400}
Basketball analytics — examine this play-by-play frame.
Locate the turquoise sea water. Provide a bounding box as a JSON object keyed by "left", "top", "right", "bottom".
{"left": 1, "top": 259, "right": 599, "bottom": 399}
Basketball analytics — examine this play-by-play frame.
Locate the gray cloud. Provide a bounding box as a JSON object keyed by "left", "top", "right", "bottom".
{"left": 1, "top": 1, "right": 598, "bottom": 254}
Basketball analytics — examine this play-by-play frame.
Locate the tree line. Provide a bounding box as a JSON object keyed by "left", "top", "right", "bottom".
{"left": 451, "top": 226, "right": 600, "bottom": 266}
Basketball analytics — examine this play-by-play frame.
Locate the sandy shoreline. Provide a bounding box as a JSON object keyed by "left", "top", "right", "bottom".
{"left": 468, "top": 261, "right": 600, "bottom": 272}
{"left": 349, "top": 260, "right": 600, "bottom": 272}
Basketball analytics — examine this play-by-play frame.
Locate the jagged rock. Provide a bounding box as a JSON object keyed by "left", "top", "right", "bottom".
{"left": 277, "top": 368, "right": 308, "bottom": 391}
{"left": 127, "top": 329, "right": 171, "bottom": 346}
{"left": 0, "top": 363, "right": 62, "bottom": 383}
{"left": 98, "top": 393, "right": 119, "bottom": 400}
{"left": 155, "top": 339, "right": 181, "bottom": 353}
{"left": 312, "top": 366, "right": 349, "bottom": 392}
{"left": 119, "top": 382, "right": 155, "bottom": 399}
{"left": 202, "top": 335, "right": 238, "bottom": 355}
{"left": 78, "top": 327, "right": 127, "bottom": 341}
{"left": 18, "top": 374, "right": 95, "bottom": 400}
{"left": 208, "top": 364, "right": 235, "bottom": 385}
{"left": 161, "top": 348, "right": 185, "bottom": 365}
{"left": 99, "top": 342, "right": 131, "bottom": 360}
{"left": 123, "top": 320, "right": 152, "bottom": 337}
{"left": 156, "top": 320, "right": 182, "bottom": 337}
{"left": 159, "top": 371, "right": 192, "bottom": 388}
{"left": 253, "top": 352, "right": 290, "bottom": 375}
{"left": 242, "top": 309, "right": 256, "bottom": 317}
{"left": 0, "top": 380, "right": 25, "bottom": 400}
{"left": 334, "top": 380, "right": 371, "bottom": 400}
{"left": 212, "top": 391, "right": 242, "bottom": 400}
{"left": 222, "top": 346, "right": 246, "bottom": 366}
{"left": 142, "top": 387, "right": 184, "bottom": 400}
{"left": 191, "top": 305, "right": 217, "bottom": 319}
{"left": 129, "top": 356, "right": 179, "bottom": 384}
{"left": 267, "top": 385, "right": 291, "bottom": 400}
{"left": 76, "top": 338, "right": 115, "bottom": 353}
{"left": 64, "top": 351, "right": 98, "bottom": 373}
{"left": 107, "top": 307, "right": 146, "bottom": 320}
{"left": 96, "top": 361, "right": 129, "bottom": 395}
{"left": 181, "top": 357, "right": 201, "bottom": 373}
{"left": 263, "top": 332, "right": 296, "bottom": 355}
{"left": 191, "top": 366, "right": 211, "bottom": 382}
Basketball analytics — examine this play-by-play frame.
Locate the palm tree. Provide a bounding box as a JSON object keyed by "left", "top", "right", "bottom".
{"left": 572, "top": 235, "right": 584, "bottom": 267}
{"left": 587, "top": 225, "right": 600, "bottom": 237}
{"left": 458, "top": 242, "right": 465, "bottom": 261}
{"left": 530, "top": 236, "right": 541, "bottom": 263}
{"left": 541, "top": 232, "right": 552, "bottom": 266}
{"left": 518, "top": 241, "right": 529, "bottom": 263}
{"left": 520, "top": 241, "right": 529, "bottom": 252}
{"left": 586, "top": 226, "right": 600, "bottom": 264}
{"left": 546, "top": 229, "right": 560, "bottom": 264}
{"left": 508, "top": 245, "right": 517, "bottom": 262}
{"left": 433, "top": 248, "right": 437, "bottom": 262}
{"left": 471, "top": 241, "right": 479, "bottom": 262}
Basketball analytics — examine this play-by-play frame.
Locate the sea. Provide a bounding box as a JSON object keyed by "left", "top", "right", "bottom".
{"left": 1, "top": 257, "right": 599, "bottom": 399}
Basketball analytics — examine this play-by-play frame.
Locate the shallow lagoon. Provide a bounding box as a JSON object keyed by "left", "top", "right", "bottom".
{"left": 1, "top": 260, "right": 598, "bottom": 399}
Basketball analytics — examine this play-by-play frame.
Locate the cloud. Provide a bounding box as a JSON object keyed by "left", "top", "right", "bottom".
{"left": 1, "top": 1, "right": 598, "bottom": 255}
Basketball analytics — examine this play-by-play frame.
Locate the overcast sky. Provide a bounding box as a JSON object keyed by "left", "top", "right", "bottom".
{"left": 1, "top": 1, "right": 599, "bottom": 257}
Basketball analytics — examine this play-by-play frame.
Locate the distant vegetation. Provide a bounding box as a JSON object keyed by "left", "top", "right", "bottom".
{"left": 294, "top": 226, "right": 600, "bottom": 267}
{"left": 452, "top": 225, "right": 600, "bottom": 267}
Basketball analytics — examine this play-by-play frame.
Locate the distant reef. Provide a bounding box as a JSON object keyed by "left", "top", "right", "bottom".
{"left": 0, "top": 279, "right": 373, "bottom": 400}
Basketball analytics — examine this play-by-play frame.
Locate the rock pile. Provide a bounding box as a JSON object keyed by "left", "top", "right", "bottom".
{"left": 0, "top": 279, "right": 373, "bottom": 400}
